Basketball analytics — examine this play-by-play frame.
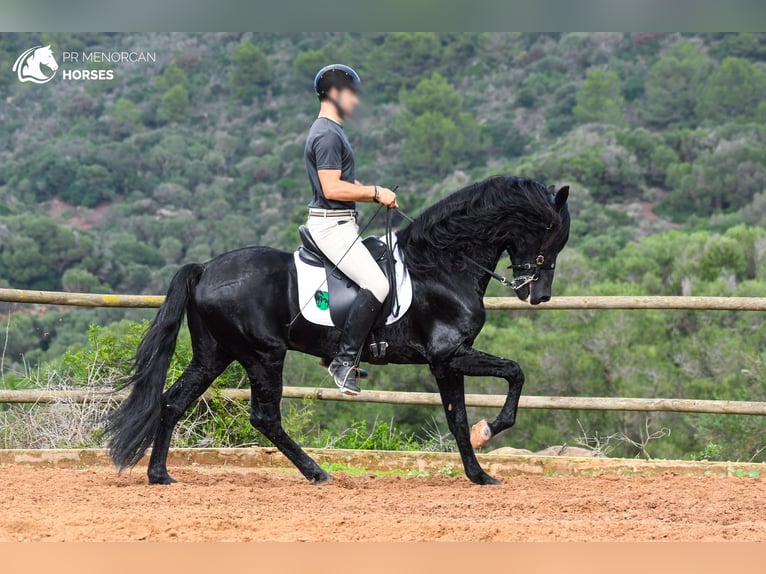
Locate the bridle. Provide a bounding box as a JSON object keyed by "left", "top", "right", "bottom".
{"left": 508, "top": 254, "right": 556, "bottom": 290}
{"left": 466, "top": 253, "right": 554, "bottom": 292}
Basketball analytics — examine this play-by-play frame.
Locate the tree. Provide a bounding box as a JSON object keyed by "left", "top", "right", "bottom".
{"left": 0, "top": 216, "right": 96, "bottom": 290}
{"left": 21, "top": 149, "right": 77, "bottom": 202}
{"left": 401, "top": 112, "right": 466, "bottom": 177}
{"left": 158, "top": 84, "right": 190, "bottom": 124}
{"left": 402, "top": 73, "right": 462, "bottom": 118}
{"left": 696, "top": 57, "right": 766, "bottom": 122}
{"left": 159, "top": 237, "right": 183, "bottom": 264}
{"left": 573, "top": 68, "right": 625, "bottom": 125}
{"left": 230, "top": 41, "right": 272, "bottom": 103}
{"left": 110, "top": 97, "right": 142, "bottom": 138}
{"left": 61, "top": 268, "right": 106, "bottom": 293}
{"left": 658, "top": 137, "right": 766, "bottom": 220}
{"left": 644, "top": 43, "right": 710, "bottom": 127}
{"left": 61, "top": 164, "right": 115, "bottom": 207}
{"left": 156, "top": 62, "right": 188, "bottom": 92}
{"left": 112, "top": 97, "right": 141, "bottom": 125}
{"left": 292, "top": 44, "right": 344, "bottom": 83}
{"left": 399, "top": 74, "right": 484, "bottom": 178}
{"left": 711, "top": 33, "right": 766, "bottom": 61}
{"left": 367, "top": 33, "right": 443, "bottom": 98}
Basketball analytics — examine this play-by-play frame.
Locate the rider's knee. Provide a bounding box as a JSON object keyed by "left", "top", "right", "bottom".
{"left": 364, "top": 278, "right": 389, "bottom": 304}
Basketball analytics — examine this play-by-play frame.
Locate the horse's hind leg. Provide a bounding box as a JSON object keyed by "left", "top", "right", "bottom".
{"left": 244, "top": 351, "right": 331, "bottom": 485}
{"left": 147, "top": 354, "right": 230, "bottom": 484}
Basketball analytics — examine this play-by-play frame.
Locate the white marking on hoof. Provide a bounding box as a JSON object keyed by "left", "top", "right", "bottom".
{"left": 470, "top": 419, "right": 492, "bottom": 449}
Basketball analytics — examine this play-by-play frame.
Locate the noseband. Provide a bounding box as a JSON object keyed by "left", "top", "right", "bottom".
{"left": 508, "top": 254, "right": 555, "bottom": 291}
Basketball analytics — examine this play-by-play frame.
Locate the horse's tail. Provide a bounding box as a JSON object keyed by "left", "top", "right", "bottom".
{"left": 106, "top": 263, "right": 204, "bottom": 470}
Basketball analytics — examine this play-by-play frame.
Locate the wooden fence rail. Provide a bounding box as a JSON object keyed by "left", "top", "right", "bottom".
{"left": 2, "top": 288, "right": 766, "bottom": 311}
{"left": 1, "top": 288, "right": 765, "bottom": 418}
{"left": 1, "top": 388, "right": 765, "bottom": 416}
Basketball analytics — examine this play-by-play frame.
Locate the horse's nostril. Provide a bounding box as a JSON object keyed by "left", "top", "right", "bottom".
{"left": 539, "top": 295, "right": 551, "bottom": 303}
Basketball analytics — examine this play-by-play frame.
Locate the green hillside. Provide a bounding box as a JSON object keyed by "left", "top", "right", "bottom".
{"left": 2, "top": 32, "right": 766, "bottom": 460}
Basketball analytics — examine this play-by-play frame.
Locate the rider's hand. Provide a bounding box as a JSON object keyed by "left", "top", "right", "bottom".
{"left": 376, "top": 186, "right": 398, "bottom": 208}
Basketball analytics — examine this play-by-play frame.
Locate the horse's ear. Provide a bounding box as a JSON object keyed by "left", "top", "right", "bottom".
{"left": 555, "top": 186, "right": 569, "bottom": 210}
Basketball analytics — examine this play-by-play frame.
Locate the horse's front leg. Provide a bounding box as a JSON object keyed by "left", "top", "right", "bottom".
{"left": 448, "top": 345, "right": 525, "bottom": 447}
{"left": 430, "top": 364, "right": 501, "bottom": 485}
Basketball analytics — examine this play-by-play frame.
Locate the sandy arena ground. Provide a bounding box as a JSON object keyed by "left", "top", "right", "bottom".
{"left": 1, "top": 465, "right": 765, "bottom": 542}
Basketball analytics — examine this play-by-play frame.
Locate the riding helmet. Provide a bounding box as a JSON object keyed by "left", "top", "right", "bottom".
{"left": 314, "top": 64, "right": 362, "bottom": 96}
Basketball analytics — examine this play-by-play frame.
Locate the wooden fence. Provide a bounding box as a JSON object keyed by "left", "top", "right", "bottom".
{"left": 3, "top": 287, "right": 766, "bottom": 310}
{"left": 1, "top": 387, "right": 766, "bottom": 416}
{"left": 1, "top": 288, "right": 765, "bottom": 416}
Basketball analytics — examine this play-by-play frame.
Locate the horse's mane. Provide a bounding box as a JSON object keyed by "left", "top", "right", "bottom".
{"left": 397, "top": 176, "right": 561, "bottom": 278}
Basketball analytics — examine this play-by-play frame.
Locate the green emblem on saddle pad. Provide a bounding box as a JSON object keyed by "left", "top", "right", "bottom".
{"left": 314, "top": 290, "right": 329, "bottom": 310}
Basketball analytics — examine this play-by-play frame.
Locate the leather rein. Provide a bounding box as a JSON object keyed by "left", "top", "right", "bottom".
{"left": 463, "top": 255, "right": 553, "bottom": 292}
{"left": 393, "top": 207, "right": 551, "bottom": 292}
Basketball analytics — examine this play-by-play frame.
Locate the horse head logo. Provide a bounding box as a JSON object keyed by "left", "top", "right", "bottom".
{"left": 12, "top": 45, "right": 59, "bottom": 84}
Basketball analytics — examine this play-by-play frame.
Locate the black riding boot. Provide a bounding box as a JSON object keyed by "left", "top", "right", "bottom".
{"left": 328, "top": 288, "right": 382, "bottom": 395}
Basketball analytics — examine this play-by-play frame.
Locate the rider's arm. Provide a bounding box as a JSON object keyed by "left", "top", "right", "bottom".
{"left": 314, "top": 131, "right": 397, "bottom": 206}
{"left": 318, "top": 169, "right": 377, "bottom": 202}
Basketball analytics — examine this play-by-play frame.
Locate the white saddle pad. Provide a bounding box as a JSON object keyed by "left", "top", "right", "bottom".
{"left": 294, "top": 237, "right": 413, "bottom": 327}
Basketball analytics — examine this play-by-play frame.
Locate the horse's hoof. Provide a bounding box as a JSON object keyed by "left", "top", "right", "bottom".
{"left": 471, "top": 473, "right": 502, "bottom": 486}
{"left": 470, "top": 419, "right": 492, "bottom": 449}
{"left": 148, "top": 473, "right": 177, "bottom": 485}
{"left": 312, "top": 471, "right": 333, "bottom": 485}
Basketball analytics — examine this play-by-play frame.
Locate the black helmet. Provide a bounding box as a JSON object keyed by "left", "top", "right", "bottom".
{"left": 314, "top": 64, "right": 362, "bottom": 97}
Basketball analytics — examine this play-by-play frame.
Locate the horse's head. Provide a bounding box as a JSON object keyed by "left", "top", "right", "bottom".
{"left": 507, "top": 185, "right": 570, "bottom": 305}
{"left": 36, "top": 45, "right": 58, "bottom": 72}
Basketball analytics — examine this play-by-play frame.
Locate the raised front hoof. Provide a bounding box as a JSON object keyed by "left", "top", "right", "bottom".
{"left": 470, "top": 419, "right": 493, "bottom": 449}
{"left": 148, "top": 473, "right": 177, "bottom": 485}
{"left": 469, "top": 472, "right": 502, "bottom": 486}
{"left": 311, "top": 471, "right": 333, "bottom": 485}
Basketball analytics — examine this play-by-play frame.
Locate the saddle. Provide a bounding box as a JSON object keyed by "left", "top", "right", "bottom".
{"left": 297, "top": 225, "right": 395, "bottom": 329}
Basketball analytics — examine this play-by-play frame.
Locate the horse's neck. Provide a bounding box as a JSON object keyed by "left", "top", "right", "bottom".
{"left": 437, "top": 243, "right": 504, "bottom": 296}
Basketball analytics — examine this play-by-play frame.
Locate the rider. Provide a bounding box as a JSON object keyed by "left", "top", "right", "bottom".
{"left": 304, "top": 64, "right": 398, "bottom": 396}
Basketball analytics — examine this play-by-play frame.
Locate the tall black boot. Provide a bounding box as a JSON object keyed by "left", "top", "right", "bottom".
{"left": 328, "top": 288, "right": 382, "bottom": 395}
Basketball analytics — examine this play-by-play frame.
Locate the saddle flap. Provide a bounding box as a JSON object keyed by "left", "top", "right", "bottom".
{"left": 295, "top": 227, "right": 397, "bottom": 328}
{"left": 293, "top": 239, "right": 413, "bottom": 330}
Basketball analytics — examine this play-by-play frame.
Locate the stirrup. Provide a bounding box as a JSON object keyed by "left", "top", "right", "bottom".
{"left": 328, "top": 359, "right": 361, "bottom": 396}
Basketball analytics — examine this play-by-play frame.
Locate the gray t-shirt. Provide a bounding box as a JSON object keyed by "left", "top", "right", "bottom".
{"left": 304, "top": 117, "right": 356, "bottom": 210}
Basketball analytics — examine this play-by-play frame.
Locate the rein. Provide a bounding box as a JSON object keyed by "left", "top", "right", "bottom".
{"left": 384, "top": 196, "right": 400, "bottom": 318}
{"left": 464, "top": 255, "right": 552, "bottom": 292}
{"left": 392, "top": 207, "right": 549, "bottom": 292}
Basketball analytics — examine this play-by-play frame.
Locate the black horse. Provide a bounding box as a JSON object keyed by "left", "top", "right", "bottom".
{"left": 106, "top": 176, "right": 570, "bottom": 485}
